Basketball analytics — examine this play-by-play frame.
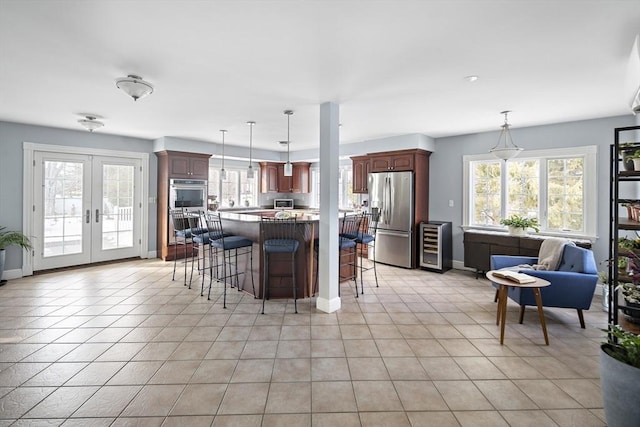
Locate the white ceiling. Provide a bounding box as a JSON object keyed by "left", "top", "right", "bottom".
{"left": 1, "top": 0, "right": 639, "bottom": 152}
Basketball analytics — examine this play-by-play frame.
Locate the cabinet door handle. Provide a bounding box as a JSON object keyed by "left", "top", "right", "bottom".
{"left": 96, "top": 209, "right": 100, "bottom": 223}
{"left": 85, "top": 209, "right": 90, "bottom": 224}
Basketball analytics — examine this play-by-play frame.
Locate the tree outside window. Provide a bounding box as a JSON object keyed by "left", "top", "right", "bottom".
{"left": 465, "top": 147, "right": 595, "bottom": 236}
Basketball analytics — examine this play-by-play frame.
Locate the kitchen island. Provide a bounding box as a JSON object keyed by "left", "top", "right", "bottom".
{"left": 217, "top": 210, "right": 356, "bottom": 299}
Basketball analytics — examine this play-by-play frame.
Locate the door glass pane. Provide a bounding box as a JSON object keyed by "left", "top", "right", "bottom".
{"left": 43, "top": 161, "right": 83, "bottom": 257}
{"left": 102, "top": 164, "right": 134, "bottom": 250}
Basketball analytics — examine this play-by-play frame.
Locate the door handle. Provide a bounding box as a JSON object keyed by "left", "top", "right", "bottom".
{"left": 85, "top": 209, "right": 90, "bottom": 224}
{"left": 96, "top": 209, "right": 100, "bottom": 223}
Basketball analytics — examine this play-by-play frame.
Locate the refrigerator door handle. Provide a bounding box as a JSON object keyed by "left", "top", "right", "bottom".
{"left": 384, "top": 176, "right": 392, "bottom": 224}
{"left": 377, "top": 229, "right": 411, "bottom": 238}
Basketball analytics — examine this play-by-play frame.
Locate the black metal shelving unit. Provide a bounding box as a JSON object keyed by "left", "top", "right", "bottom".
{"left": 609, "top": 125, "right": 640, "bottom": 329}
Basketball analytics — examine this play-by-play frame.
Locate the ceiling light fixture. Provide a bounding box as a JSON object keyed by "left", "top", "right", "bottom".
{"left": 115, "top": 74, "right": 154, "bottom": 101}
{"left": 78, "top": 115, "right": 104, "bottom": 132}
{"left": 247, "top": 121, "right": 255, "bottom": 179}
{"left": 220, "top": 129, "right": 227, "bottom": 180}
{"left": 465, "top": 75, "right": 479, "bottom": 82}
{"left": 490, "top": 110, "right": 523, "bottom": 161}
{"left": 283, "top": 110, "right": 293, "bottom": 177}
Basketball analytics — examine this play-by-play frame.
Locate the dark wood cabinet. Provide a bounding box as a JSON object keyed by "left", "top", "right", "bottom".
{"left": 277, "top": 164, "right": 293, "bottom": 193}
{"left": 369, "top": 151, "right": 415, "bottom": 172}
{"left": 351, "top": 156, "right": 370, "bottom": 194}
{"left": 260, "top": 163, "right": 279, "bottom": 193}
{"left": 260, "top": 162, "right": 310, "bottom": 193}
{"left": 292, "top": 162, "right": 310, "bottom": 193}
{"left": 168, "top": 153, "right": 210, "bottom": 179}
{"left": 463, "top": 230, "right": 592, "bottom": 277}
{"left": 156, "top": 150, "right": 212, "bottom": 261}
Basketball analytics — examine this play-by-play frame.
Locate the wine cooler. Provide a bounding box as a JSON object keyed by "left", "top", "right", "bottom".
{"left": 419, "top": 221, "right": 452, "bottom": 273}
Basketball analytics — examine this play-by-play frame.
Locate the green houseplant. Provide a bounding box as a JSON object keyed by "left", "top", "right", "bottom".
{"left": 0, "top": 226, "right": 32, "bottom": 283}
{"left": 500, "top": 214, "right": 540, "bottom": 235}
{"left": 600, "top": 325, "right": 640, "bottom": 427}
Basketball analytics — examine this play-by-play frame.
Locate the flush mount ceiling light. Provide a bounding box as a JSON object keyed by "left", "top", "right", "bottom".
{"left": 115, "top": 74, "right": 154, "bottom": 101}
{"left": 283, "top": 110, "right": 293, "bottom": 176}
{"left": 246, "top": 121, "right": 256, "bottom": 179}
{"left": 489, "top": 110, "right": 523, "bottom": 160}
{"left": 220, "top": 129, "right": 227, "bottom": 180}
{"left": 77, "top": 115, "right": 104, "bottom": 132}
{"left": 465, "top": 75, "right": 479, "bottom": 82}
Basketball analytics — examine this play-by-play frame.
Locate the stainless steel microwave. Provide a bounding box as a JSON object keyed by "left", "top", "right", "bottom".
{"left": 274, "top": 199, "right": 294, "bottom": 209}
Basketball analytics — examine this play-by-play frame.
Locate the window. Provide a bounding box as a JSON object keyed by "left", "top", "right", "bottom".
{"left": 463, "top": 146, "right": 597, "bottom": 237}
{"left": 208, "top": 165, "right": 258, "bottom": 208}
{"left": 310, "top": 163, "right": 358, "bottom": 209}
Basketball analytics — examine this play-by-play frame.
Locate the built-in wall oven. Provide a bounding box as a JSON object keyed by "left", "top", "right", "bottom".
{"left": 169, "top": 179, "right": 207, "bottom": 243}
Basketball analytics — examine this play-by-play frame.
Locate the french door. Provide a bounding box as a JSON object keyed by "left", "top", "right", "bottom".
{"left": 33, "top": 152, "right": 142, "bottom": 270}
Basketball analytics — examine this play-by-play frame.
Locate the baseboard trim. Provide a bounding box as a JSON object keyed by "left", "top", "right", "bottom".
{"left": 1, "top": 268, "right": 23, "bottom": 280}
{"left": 316, "top": 296, "right": 341, "bottom": 313}
{"left": 146, "top": 251, "right": 157, "bottom": 259}
{"left": 453, "top": 260, "right": 474, "bottom": 272}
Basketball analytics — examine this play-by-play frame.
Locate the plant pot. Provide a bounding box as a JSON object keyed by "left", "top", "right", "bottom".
{"left": 633, "top": 158, "right": 640, "bottom": 171}
{"left": 600, "top": 344, "right": 640, "bottom": 427}
{"left": 507, "top": 226, "right": 527, "bottom": 236}
{"left": 622, "top": 149, "right": 635, "bottom": 171}
{"left": 622, "top": 299, "right": 640, "bottom": 324}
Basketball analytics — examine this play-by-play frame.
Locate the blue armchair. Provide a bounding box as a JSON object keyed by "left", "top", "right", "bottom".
{"left": 490, "top": 244, "right": 598, "bottom": 328}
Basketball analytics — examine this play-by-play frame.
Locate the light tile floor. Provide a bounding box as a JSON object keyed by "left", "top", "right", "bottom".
{"left": 0, "top": 259, "right": 608, "bottom": 426}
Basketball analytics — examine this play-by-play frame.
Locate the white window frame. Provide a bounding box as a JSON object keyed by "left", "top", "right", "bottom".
{"left": 309, "top": 162, "right": 356, "bottom": 210}
{"left": 462, "top": 145, "right": 598, "bottom": 239}
{"left": 208, "top": 162, "right": 258, "bottom": 208}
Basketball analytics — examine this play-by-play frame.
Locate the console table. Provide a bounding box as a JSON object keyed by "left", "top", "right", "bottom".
{"left": 464, "top": 230, "right": 592, "bottom": 278}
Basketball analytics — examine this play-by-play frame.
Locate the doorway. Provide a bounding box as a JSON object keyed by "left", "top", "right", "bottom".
{"left": 24, "top": 144, "right": 149, "bottom": 273}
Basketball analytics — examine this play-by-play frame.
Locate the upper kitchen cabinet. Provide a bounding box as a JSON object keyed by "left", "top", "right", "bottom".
{"left": 259, "top": 162, "right": 310, "bottom": 193}
{"left": 260, "top": 162, "right": 280, "bottom": 193}
{"left": 163, "top": 151, "right": 211, "bottom": 179}
{"left": 369, "top": 150, "right": 415, "bottom": 172}
{"left": 351, "top": 156, "right": 370, "bottom": 194}
{"left": 291, "top": 162, "right": 310, "bottom": 193}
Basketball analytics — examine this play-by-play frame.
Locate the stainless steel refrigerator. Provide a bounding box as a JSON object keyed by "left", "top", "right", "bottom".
{"left": 368, "top": 171, "right": 414, "bottom": 268}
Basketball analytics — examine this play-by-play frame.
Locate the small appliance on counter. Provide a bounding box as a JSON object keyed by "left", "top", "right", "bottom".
{"left": 274, "top": 199, "right": 294, "bottom": 209}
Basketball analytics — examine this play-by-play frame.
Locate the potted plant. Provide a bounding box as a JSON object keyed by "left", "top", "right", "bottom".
{"left": 600, "top": 325, "right": 640, "bottom": 427}
{"left": 630, "top": 149, "right": 640, "bottom": 171}
{"left": 0, "top": 226, "right": 32, "bottom": 283}
{"left": 499, "top": 214, "right": 540, "bottom": 236}
{"left": 620, "top": 142, "right": 636, "bottom": 171}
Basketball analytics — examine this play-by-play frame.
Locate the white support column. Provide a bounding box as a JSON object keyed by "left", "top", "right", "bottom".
{"left": 316, "top": 102, "right": 341, "bottom": 313}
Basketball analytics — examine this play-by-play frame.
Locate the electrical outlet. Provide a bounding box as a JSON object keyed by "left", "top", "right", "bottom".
{"left": 448, "top": 200, "right": 454, "bottom": 207}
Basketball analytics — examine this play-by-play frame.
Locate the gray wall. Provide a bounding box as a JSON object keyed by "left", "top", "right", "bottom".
{"left": 429, "top": 115, "right": 638, "bottom": 269}
{"left": 0, "top": 121, "right": 157, "bottom": 272}
{"left": 2, "top": 113, "right": 638, "bottom": 275}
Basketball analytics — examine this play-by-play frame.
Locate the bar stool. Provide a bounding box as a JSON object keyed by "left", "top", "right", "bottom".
{"left": 342, "top": 212, "right": 379, "bottom": 294}
{"left": 192, "top": 211, "right": 227, "bottom": 291}
{"left": 314, "top": 213, "right": 362, "bottom": 298}
{"left": 169, "top": 208, "right": 194, "bottom": 286}
{"left": 260, "top": 216, "right": 300, "bottom": 314}
{"left": 202, "top": 212, "right": 255, "bottom": 308}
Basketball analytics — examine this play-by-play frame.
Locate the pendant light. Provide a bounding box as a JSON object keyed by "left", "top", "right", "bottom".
{"left": 490, "top": 110, "right": 523, "bottom": 160}
{"left": 247, "top": 121, "right": 255, "bottom": 179}
{"left": 283, "top": 110, "right": 293, "bottom": 176}
{"left": 220, "top": 129, "right": 227, "bottom": 180}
